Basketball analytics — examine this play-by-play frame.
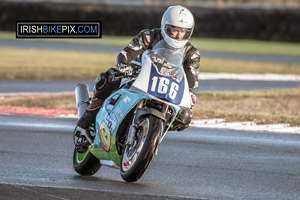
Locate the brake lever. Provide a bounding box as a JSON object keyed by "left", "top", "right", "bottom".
{"left": 112, "top": 73, "right": 135, "bottom": 81}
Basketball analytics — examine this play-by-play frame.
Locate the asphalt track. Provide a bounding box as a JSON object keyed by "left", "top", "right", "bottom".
{"left": 1, "top": 114, "right": 300, "bottom": 200}
{"left": 0, "top": 79, "right": 299, "bottom": 94}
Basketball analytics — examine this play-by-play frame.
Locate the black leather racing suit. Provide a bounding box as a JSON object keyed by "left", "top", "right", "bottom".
{"left": 116, "top": 28, "right": 200, "bottom": 98}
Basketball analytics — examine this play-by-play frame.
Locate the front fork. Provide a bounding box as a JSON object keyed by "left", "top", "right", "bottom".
{"left": 126, "top": 101, "right": 144, "bottom": 146}
{"left": 125, "top": 101, "right": 169, "bottom": 146}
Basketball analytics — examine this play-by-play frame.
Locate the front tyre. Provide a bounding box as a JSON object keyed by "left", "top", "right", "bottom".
{"left": 120, "top": 115, "right": 163, "bottom": 182}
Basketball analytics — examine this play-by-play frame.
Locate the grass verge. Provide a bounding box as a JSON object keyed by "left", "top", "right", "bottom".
{"left": 193, "top": 89, "right": 300, "bottom": 126}
{"left": 1, "top": 31, "right": 300, "bottom": 56}
{"left": 0, "top": 94, "right": 76, "bottom": 110}
{"left": 1, "top": 47, "right": 300, "bottom": 80}
{"left": 1, "top": 89, "right": 299, "bottom": 126}
{"left": 200, "top": 58, "right": 300, "bottom": 74}
{"left": 0, "top": 48, "right": 116, "bottom": 80}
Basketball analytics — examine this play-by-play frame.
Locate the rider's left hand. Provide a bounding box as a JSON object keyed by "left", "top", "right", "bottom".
{"left": 117, "top": 63, "right": 133, "bottom": 76}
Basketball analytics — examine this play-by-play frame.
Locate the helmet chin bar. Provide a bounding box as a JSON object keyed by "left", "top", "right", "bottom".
{"left": 162, "top": 31, "right": 188, "bottom": 49}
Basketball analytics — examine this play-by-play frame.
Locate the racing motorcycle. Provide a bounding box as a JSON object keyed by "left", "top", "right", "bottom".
{"left": 73, "top": 40, "right": 191, "bottom": 182}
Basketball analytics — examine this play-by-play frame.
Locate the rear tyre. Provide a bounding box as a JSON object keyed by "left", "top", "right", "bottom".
{"left": 73, "top": 150, "right": 101, "bottom": 176}
{"left": 73, "top": 134, "right": 101, "bottom": 176}
{"left": 120, "top": 115, "right": 163, "bottom": 182}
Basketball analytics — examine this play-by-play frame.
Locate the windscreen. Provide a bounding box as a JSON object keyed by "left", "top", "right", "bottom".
{"left": 147, "top": 40, "right": 185, "bottom": 82}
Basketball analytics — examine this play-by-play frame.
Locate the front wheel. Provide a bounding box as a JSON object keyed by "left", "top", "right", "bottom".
{"left": 120, "top": 115, "right": 163, "bottom": 182}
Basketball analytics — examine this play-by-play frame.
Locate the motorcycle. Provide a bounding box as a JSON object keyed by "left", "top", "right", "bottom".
{"left": 73, "top": 40, "right": 191, "bottom": 182}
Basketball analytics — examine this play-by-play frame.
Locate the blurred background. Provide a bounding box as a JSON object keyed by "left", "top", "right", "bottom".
{"left": 1, "top": 0, "right": 300, "bottom": 42}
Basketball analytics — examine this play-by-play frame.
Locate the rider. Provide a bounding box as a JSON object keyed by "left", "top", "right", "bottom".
{"left": 77, "top": 5, "right": 200, "bottom": 131}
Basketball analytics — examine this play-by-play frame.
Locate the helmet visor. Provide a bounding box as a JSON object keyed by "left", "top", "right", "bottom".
{"left": 165, "top": 24, "right": 193, "bottom": 41}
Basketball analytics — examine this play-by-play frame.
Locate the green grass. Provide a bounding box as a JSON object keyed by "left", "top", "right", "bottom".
{"left": 0, "top": 48, "right": 116, "bottom": 80}
{"left": 0, "top": 94, "right": 76, "bottom": 110}
{"left": 197, "top": 88, "right": 300, "bottom": 100}
{"left": 190, "top": 38, "right": 300, "bottom": 56}
{"left": 1, "top": 47, "right": 300, "bottom": 80}
{"left": 193, "top": 89, "right": 300, "bottom": 126}
{"left": 200, "top": 58, "right": 300, "bottom": 74}
{"left": 2, "top": 31, "right": 300, "bottom": 56}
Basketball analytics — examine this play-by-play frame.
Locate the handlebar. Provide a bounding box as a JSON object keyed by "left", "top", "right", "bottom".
{"left": 113, "top": 64, "right": 141, "bottom": 80}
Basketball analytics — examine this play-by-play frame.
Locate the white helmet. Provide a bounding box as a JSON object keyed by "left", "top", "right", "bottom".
{"left": 161, "top": 5, "right": 194, "bottom": 49}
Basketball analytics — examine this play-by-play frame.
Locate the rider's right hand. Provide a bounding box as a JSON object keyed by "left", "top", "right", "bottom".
{"left": 95, "top": 72, "right": 107, "bottom": 90}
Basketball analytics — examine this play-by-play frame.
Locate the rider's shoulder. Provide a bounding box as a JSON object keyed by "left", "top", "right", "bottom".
{"left": 185, "top": 42, "right": 200, "bottom": 56}
{"left": 136, "top": 28, "right": 162, "bottom": 47}
{"left": 138, "top": 28, "right": 161, "bottom": 36}
{"left": 185, "top": 42, "right": 201, "bottom": 62}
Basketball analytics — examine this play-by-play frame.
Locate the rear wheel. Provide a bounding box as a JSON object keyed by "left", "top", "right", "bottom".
{"left": 120, "top": 115, "right": 163, "bottom": 182}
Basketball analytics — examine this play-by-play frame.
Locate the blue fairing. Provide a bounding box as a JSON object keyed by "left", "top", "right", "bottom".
{"left": 94, "top": 88, "right": 151, "bottom": 146}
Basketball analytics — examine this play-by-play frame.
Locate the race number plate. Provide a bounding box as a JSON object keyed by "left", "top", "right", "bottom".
{"left": 147, "top": 64, "right": 184, "bottom": 105}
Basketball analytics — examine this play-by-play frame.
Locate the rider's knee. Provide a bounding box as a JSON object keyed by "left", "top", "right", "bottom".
{"left": 172, "top": 108, "right": 193, "bottom": 131}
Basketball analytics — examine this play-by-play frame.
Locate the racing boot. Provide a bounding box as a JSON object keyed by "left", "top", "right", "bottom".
{"left": 76, "top": 97, "right": 104, "bottom": 130}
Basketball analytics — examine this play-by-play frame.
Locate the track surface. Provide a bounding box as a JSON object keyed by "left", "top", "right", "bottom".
{"left": 1, "top": 114, "right": 300, "bottom": 200}
{"left": 0, "top": 79, "right": 298, "bottom": 94}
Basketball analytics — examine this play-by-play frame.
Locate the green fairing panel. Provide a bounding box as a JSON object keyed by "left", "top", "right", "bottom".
{"left": 89, "top": 136, "right": 122, "bottom": 167}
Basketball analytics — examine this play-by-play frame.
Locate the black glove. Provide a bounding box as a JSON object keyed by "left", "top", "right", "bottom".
{"left": 94, "top": 68, "right": 121, "bottom": 100}
{"left": 117, "top": 63, "right": 133, "bottom": 76}
{"left": 95, "top": 72, "right": 107, "bottom": 90}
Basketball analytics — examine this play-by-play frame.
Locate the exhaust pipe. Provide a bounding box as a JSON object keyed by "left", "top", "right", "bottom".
{"left": 75, "top": 83, "right": 90, "bottom": 119}
{"left": 74, "top": 83, "right": 94, "bottom": 144}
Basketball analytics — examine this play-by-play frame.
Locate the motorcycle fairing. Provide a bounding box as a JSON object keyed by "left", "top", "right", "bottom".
{"left": 132, "top": 50, "right": 191, "bottom": 108}
{"left": 89, "top": 88, "right": 151, "bottom": 167}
